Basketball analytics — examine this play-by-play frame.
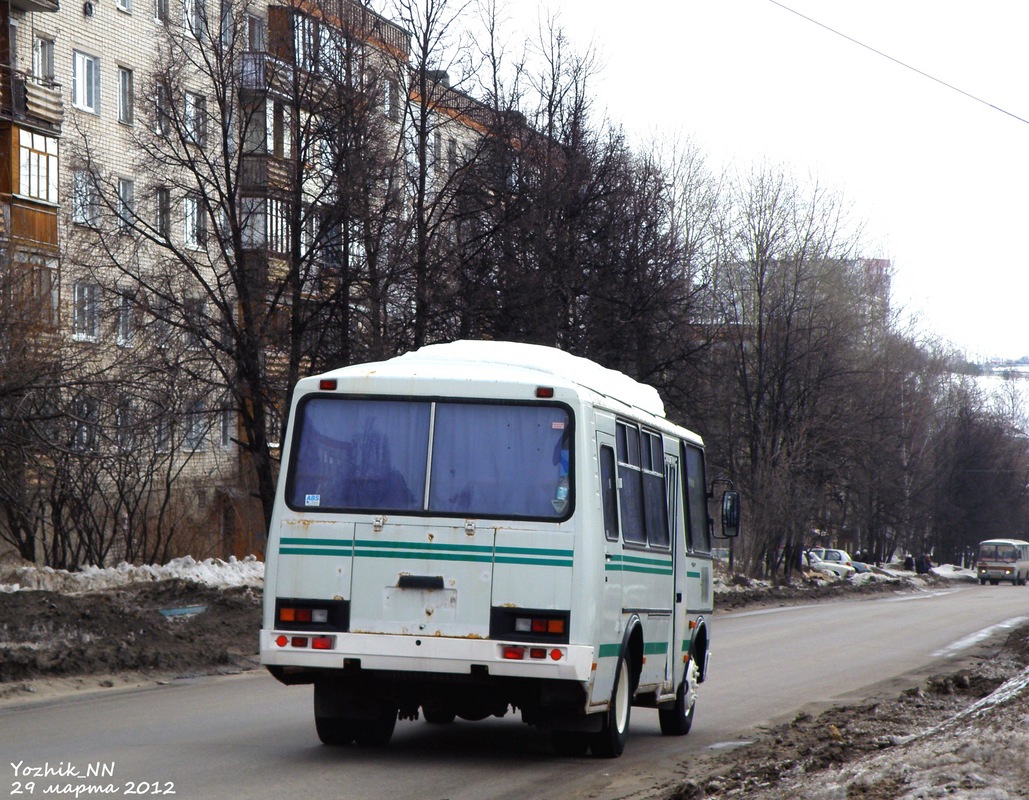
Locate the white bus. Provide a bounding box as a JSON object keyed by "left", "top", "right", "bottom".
{"left": 976, "top": 539, "right": 1029, "bottom": 585}
{"left": 260, "top": 341, "right": 740, "bottom": 757}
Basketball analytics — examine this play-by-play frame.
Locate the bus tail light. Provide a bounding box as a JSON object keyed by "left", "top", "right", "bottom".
{"left": 514, "top": 617, "right": 565, "bottom": 635}
{"left": 502, "top": 646, "right": 525, "bottom": 660}
{"left": 275, "top": 634, "right": 336, "bottom": 650}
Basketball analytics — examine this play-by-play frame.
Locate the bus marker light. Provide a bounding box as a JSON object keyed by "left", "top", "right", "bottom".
{"left": 502, "top": 646, "right": 525, "bottom": 660}
{"left": 319, "top": 379, "right": 337, "bottom": 390}
{"left": 536, "top": 387, "right": 555, "bottom": 398}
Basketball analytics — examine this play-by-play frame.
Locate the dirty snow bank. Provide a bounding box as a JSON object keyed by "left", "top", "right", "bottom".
{"left": 763, "top": 667, "right": 1029, "bottom": 800}
{"left": 0, "top": 555, "right": 264, "bottom": 593}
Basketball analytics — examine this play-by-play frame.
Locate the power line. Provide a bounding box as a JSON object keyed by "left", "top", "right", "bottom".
{"left": 767, "top": 0, "right": 1029, "bottom": 127}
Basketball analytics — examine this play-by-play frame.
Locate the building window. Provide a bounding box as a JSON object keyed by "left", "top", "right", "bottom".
{"left": 117, "top": 178, "right": 135, "bottom": 230}
{"left": 183, "top": 194, "right": 206, "bottom": 247}
{"left": 151, "top": 296, "right": 172, "bottom": 348}
{"left": 72, "top": 170, "right": 99, "bottom": 226}
{"left": 266, "top": 101, "right": 291, "bottom": 158}
{"left": 156, "top": 186, "right": 171, "bottom": 238}
{"left": 185, "top": 92, "right": 207, "bottom": 145}
{"left": 18, "top": 130, "right": 59, "bottom": 204}
{"left": 33, "top": 37, "right": 55, "bottom": 83}
{"left": 116, "top": 290, "right": 136, "bottom": 347}
{"left": 72, "top": 51, "right": 100, "bottom": 113}
{"left": 28, "top": 259, "right": 59, "bottom": 326}
{"left": 267, "top": 198, "right": 288, "bottom": 254}
{"left": 116, "top": 0, "right": 132, "bottom": 12}
{"left": 183, "top": 296, "right": 206, "bottom": 349}
{"left": 73, "top": 281, "right": 100, "bottom": 341}
{"left": 118, "top": 67, "right": 134, "bottom": 124}
{"left": 293, "top": 13, "right": 316, "bottom": 72}
{"left": 184, "top": 401, "right": 207, "bottom": 450}
{"left": 155, "top": 83, "right": 171, "bottom": 135}
{"left": 220, "top": 403, "right": 234, "bottom": 448}
{"left": 115, "top": 398, "right": 134, "bottom": 450}
{"left": 72, "top": 396, "right": 100, "bottom": 452}
{"left": 155, "top": 0, "right": 169, "bottom": 22}
{"left": 247, "top": 14, "right": 265, "bottom": 50}
{"left": 184, "top": 0, "right": 207, "bottom": 39}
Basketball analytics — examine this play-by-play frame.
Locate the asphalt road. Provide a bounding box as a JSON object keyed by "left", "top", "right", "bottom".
{"left": 4, "top": 583, "right": 1027, "bottom": 800}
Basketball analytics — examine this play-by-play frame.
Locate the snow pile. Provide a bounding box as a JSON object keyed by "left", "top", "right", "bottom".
{"left": 0, "top": 555, "right": 264, "bottom": 593}
{"left": 802, "top": 669, "right": 1029, "bottom": 800}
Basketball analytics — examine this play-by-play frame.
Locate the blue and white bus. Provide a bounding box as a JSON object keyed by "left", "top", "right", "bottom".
{"left": 260, "top": 341, "right": 740, "bottom": 757}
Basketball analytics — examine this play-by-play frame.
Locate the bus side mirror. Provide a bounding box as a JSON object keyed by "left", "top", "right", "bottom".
{"left": 719, "top": 490, "right": 741, "bottom": 538}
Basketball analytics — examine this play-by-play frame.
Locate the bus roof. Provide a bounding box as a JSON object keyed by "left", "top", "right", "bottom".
{"left": 316, "top": 340, "right": 667, "bottom": 418}
{"left": 979, "top": 538, "right": 1029, "bottom": 546}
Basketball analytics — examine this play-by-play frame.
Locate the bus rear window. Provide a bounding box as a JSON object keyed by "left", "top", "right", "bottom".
{"left": 288, "top": 397, "right": 572, "bottom": 520}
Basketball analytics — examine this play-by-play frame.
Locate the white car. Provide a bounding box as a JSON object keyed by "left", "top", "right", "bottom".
{"left": 807, "top": 548, "right": 854, "bottom": 569}
{"left": 803, "top": 551, "right": 856, "bottom": 578}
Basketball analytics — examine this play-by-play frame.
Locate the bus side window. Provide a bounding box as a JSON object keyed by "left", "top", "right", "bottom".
{"left": 600, "top": 444, "right": 619, "bottom": 541}
{"left": 616, "top": 422, "right": 646, "bottom": 544}
{"left": 642, "top": 431, "right": 669, "bottom": 547}
{"left": 682, "top": 443, "right": 710, "bottom": 553}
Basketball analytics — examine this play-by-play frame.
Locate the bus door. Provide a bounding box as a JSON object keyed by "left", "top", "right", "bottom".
{"left": 665, "top": 452, "right": 686, "bottom": 690}
{"left": 596, "top": 431, "right": 623, "bottom": 700}
{"left": 614, "top": 422, "right": 674, "bottom": 690}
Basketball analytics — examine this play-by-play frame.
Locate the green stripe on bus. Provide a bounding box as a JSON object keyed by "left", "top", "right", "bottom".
{"left": 281, "top": 537, "right": 351, "bottom": 548}
{"left": 612, "top": 554, "right": 672, "bottom": 566}
{"left": 280, "top": 547, "right": 350, "bottom": 557}
{"left": 353, "top": 549, "right": 493, "bottom": 563}
{"left": 355, "top": 539, "right": 493, "bottom": 553}
{"left": 604, "top": 562, "right": 674, "bottom": 576}
{"left": 597, "top": 641, "right": 669, "bottom": 658}
{"left": 496, "top": 546, "right": 574, "bottom": 557}
{"left": 494, "top": 556, "right": 573, "bottom": 567}
{"left": 281, "top": 538, "right": 572, "bottom": 564}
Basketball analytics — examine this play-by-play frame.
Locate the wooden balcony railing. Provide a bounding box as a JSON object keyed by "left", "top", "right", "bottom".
{"left": 0, "top": 68, "right": 63, "bottom": 133}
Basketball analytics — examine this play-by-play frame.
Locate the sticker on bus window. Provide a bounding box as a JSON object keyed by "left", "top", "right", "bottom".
{"left": 305, "top": 494, "right": 321, "bottom": 507}
{"left": 552, "top": 422, "right": 565, "bottom": 429}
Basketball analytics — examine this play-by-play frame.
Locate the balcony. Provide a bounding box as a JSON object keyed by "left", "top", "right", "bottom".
{"left": 241, "top": 52, "right": 295, "bottom": 101}
{"left": 9, "top": 0, "right": 59, "bottom": 12}
{"left": 0, "top": 194, "right": 59, "bottom": 250}
{"left": 240, "top": 153, "right": 291, "bottom": 194}
{"left": 0, "top": 69, "right": 63, "bottom": 133}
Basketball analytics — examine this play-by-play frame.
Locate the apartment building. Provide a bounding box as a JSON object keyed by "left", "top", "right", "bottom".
{"left": 0, "top": 0, "right": 506, "bottom": 565}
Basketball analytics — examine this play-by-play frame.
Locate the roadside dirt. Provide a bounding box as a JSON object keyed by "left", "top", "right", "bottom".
{"left": 0, "top": 579, "right": 261, "bottom": 700}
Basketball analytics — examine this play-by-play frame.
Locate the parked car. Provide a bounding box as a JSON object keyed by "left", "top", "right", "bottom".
{"left": 808, "top": 548, "right": 854, "bottom": 568}
{"left": 803, "top": 551, "right": 856, "bottom": 578}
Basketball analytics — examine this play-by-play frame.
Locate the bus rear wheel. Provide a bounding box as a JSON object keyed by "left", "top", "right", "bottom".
{"left": 590, "top": 655, "right": 631, "bottom": 758}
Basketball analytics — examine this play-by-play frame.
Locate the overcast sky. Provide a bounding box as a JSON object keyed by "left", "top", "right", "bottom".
{"left": 518, "top": 0, "right": 1029, "bottom": 360}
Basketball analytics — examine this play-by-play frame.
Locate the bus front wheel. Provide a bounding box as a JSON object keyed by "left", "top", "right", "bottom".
{"left": 591, "top": 655, "right": 631, "bottom": 758}
{"left": 659, "top": 659, "right": 697, "bottom": 736}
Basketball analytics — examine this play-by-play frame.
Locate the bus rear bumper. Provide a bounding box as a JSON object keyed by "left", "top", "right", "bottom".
{"left": 260, "top": 629, "right": 595, "bottom": 682}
